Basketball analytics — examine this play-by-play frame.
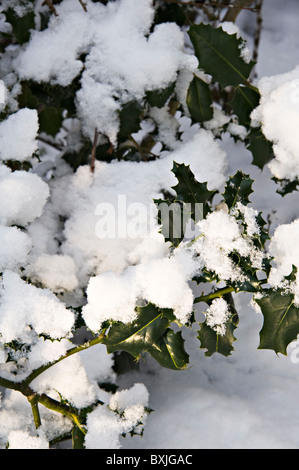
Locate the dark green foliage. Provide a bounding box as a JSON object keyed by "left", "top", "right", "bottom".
{"left": 104, "top": 303, "right": 189, "bottom": 370}
{"left": 222, "top": 171, "right": 254, "bottom": 209}
{"left": 188, "top": 23, "right": 255, "bottom": 89}
{"left": 187, "top": 75, "right": 213, "bottom": 123}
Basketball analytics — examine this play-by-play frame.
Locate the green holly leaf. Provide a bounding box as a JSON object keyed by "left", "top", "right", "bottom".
{"left": 222, "top": 171, "right": 254, "bottom": 209}
{"left": 188, "top": 23, "right": 255, "bottom": 89}
{"left": 104, "top": 303, "right": 168, "bottom": 356}
{"left": 154, "top": 197, "right": 190, "bottom": 247}
{"left": 186, "top": 75, "right": 213, "bottom": 123}
{"left": 197, "top": 293, "right": 238, "bottom": 357}
{"left": 171, "top": 161, "right": 216, "bottom": 222}
{"left": 149, "top": 329, "right": 190, "bottom": 370}
{"left": 272, "top": 177, "right": 299, "bottom": 197}
{"left": 4, "top": 8, "right": 35, "bottom": 44}
{"left": 118, "top": 100, "right": 142, "bottom": 139}
{"left": 246, "top": 128, "right": 274, "bottom": 170}
{"left": 39, "top": 106, "right": 63, "bottom": 137}
{"left": 256, "top": 283, "right": 299, "bottom": 355}
{"left": 255, "top": 212, "right": 270, "bottom": 249}
{"left": 230, "top": 85, "right": 260, "bottom": 128}
{"left": 146, "top": 82, "right": 175, "bottom": 108}
{"left": 103, "top": 303, "right": 189, "bottom": 370}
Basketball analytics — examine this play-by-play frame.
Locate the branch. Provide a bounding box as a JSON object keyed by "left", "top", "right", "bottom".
{"left": 27, "top": 393, "right": 42, "bottom": 429}
{"left": 42, "top": 0, "right": 58, "bottom": 17}
{"left": 38, "top": 394, "right": 86, "bottom": 434}
{"left": 222, "top": 0, "right": 256, "bottom": 22}
{"left": 159, "top": 0, "right": 257, "bottom": 12}
{"left": 194, "top": 286, "right": 235, "bottom": 304}
{"left": 78, "top": 0, "right": 88, "bottom": 11}
{"left": 24, "top": 330, "right": 107, "bottom": 386}
{"left": 37, "top": 135, "right": 64, "bottom": 151}
{"left": 90, "top": 127, "right": 99, "bottom": 173}
{"left": 251, "top": 0, "right": 264, "bottom": 75}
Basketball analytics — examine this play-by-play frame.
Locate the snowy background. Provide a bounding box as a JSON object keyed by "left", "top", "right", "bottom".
{"left": 116, "top": 0, "right": 299, "bottom": 449}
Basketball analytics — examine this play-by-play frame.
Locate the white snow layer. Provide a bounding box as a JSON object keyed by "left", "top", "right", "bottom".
{"left": 15, "top": 0, "right": 198, "bottom": 143}
{"left": 0, "top": 108, "right": 39, "bottom": 162}
{"left": 0, "top": 271, "right": 75, "bottom": 343}
{"left": 251, "top": 65, "right": 299, "bottom": 181}
{"left": 0, "top": 169, "right": 49, "bottom": 226}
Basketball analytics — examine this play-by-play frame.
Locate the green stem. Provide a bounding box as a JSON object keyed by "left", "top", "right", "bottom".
{"left": 194, "top": 286, "right": 235, "bottom": 304}
{"left": 38, "top": 394, "right": 86, "bottom": 435}
{"left": 187, "top": 232, "right": 204, "bottom": 247}
{"left": 27, "top": 393, "right": 42, "bottom": 429}
{"left": 0, "top": 376, "right": 23, "bottom": 392}
{"left": 0, "top": 378, "right": 85, "bottom": 433}
{"left": 24, "top": 330, "right": 107, "bottom": 386}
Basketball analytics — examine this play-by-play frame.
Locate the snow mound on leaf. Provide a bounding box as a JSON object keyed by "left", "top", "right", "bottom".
{"left": 251, "top": 65, "right": 299, "bottom": 181}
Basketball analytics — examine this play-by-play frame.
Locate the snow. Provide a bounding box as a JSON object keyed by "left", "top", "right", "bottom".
{"left": 109, "top": 383, "right": 149, "bottom": 413}
{"left": 16, "top": 0, "right": 198, "bottom": 143}
{"left": 30, "top": 129, "right": 226, "bottom": 293}
{"left": 0, "top": 109, "right": 39, "bottom": 162}
{"left": 0, "top": 169, "right": 49, "bottom": 226}
{"left": 7, "top": 429, "right": 49, "bottom": 449}
{"left": 0, "top": 225, "right": 32, "bottom": 272}
{"left": 0, "top": 0, "right": 299, "bottom": 451}
{"left": 251, "top": 65, "right": 299, "bottom": 180}
{"left": 114, "top": 0, "right": 299, "bottom": 450}
{"left": 84, "top": 383, "right": 149, "bottom": 449}
{"left": 27, "top": 254, "right": 79, "bottom": 292}
{"left": 194, "top": 209, "right": 263, "bottom": 283}
{"left": 82, "top": 244, "right": 199, "bottom": 330}
{"left": 0, "top": 271, "right": 75, "bottom": 343}
{"left": 204, "top": 298, "right": 230, "bottom": 336}
{"left": 267, "top": 219, "right": 299, "bottom": 305}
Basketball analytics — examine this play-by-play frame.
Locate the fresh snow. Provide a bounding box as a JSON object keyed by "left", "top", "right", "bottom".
{"left": 115, "top": 0, "right": 299, "bottom": 450}
{"left": 0, "top": 0, "right": 299, "bottom": 450}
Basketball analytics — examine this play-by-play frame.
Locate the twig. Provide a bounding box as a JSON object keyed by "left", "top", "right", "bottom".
{"left": 24, "top": 330, "right": 107, "bottom": 386}
{"left": 251, "top": 0, "right": 264, "bottom": 79}
{"left": 159, "top": 0, "right": 257, "bottom": 12}
{"left": 27, "top": 393, "right": 42, "bottom": 429}
{"left": 90, "top": 127, "right": 99, "bottom": 173}
{"left": 194, "top": 286, "right": 235, "bottom": 304}
{"left": 42, "top": 0, "right": 58, "bottom": 17}
{"left": 37, "top": 135, "right": 64, "bottom": 151}
{"left": 78, "top": 0, "right": 88, "bottom": 11}
{"left": 222, "top": 0, "right": 256, "bottom": 22}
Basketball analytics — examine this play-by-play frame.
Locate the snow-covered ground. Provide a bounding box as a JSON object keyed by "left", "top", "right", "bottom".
{"left": 117, "top": 0, "right": 299, "bottom": 449}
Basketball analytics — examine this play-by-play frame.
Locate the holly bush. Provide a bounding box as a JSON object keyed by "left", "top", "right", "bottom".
{"left": 0, "top": 0, "right": 299, "bottom": 449}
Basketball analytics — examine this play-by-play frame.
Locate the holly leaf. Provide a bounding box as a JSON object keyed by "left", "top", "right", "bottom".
{"left": 188, "top": 23, "right": 255, "bottom": 89}
{"left": 146, "top": 82, "right": 175, "bottom": 108}
{"left": 256, "top": 281, "right": 299, "bottom": 355}
{"left": 272, "top": 177, "right": 299, "bottom": 197}
{"left": 118, "top": 100, "right": 142, "bottom": 139}
{"left": 186, "top": 75, "right": 213, "bottom": 123}
{"left": 39, "top": 106, "right": 63, "bottom": 136}
{"left": 197, "top": 293, "right": 238, "bottom": 357}
{"left": 171, "top": 161, "right": 216, "bottom": 222}
{"left": 197, "top": 318, "right": 237, "bottom": 357}
{"left": 149, "top": 329, "right": 190, "bottom": 370}
{"left": 230, "top": 85, "right": 260, "bottom": 128}
{"left": 4, "top": 8, "right": 35, "bottom": 44}
{"left": 246, "top": 128, "right": 274, "bottom": 170}
{"left": 154, "top": 197, "right": 190, "bottom": 247}
{"left": 222, "top": 170, "right": 254, "bottom": 209}
{"left": 103, "top": 303, "right": 189, "bottom": 370}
